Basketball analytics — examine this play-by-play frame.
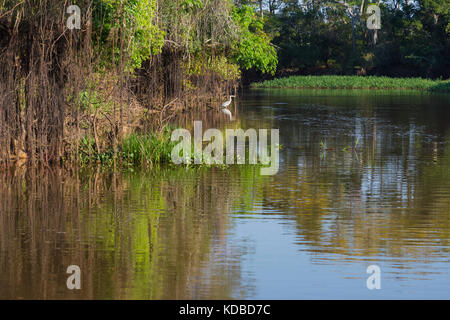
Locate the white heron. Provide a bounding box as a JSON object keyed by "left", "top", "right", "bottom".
{"left": 221, "top": 95, "right": 235, "bottom": 108}
{"left": 220, "top": 95, "right": 235, "bottom": 120}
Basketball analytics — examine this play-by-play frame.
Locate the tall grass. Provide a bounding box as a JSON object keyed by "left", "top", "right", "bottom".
{"left": 77, "top": 127, "right": 174, "bottom": 167}
{"left": 251, "top": 75, "right": 450, "bottom": 91}
{"left": 122, "top": 130, "right": 174, "bottom": 166}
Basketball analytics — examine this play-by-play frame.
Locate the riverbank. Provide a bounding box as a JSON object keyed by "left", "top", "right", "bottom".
{"left": 0, "top": 1, "right": 270, "bottom": 166}
{"left": 251, "top": 76, "right": 450, "bottom": 92}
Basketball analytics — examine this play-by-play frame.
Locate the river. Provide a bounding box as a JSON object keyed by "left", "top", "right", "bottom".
{"left": 1, "top": 89, "right": 449, "bottom": 299}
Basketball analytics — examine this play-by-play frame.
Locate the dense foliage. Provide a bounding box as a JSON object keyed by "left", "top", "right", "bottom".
{"left": 89, "top": 0, "right": 277, "bottom": 74}
{"left": 92, "top": 0, "right": 165, "bottom": 71}
{"left": 262, "top": 0, "right": 449, "bottom": 78}
{"left": 0, "top": 0, "right": 277, "bottom": 165}
{"left": 0, "top": 0, "right": 448, "bottom": 166}
{"left": 233, "top": 5, "right": 278, "bottom": 75}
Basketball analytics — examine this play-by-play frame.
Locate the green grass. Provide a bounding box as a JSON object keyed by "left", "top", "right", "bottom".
{"left": 121, "top": 130, "right": 175, "bottom": 166}
{"left": 76, "top": 127, "right": 175, "bottom": 167}
{"left": 251, "top": 75, "right": 450, "bottom": 92}
{"left": 75, "top": 128, "right": 270, "bottom": 170}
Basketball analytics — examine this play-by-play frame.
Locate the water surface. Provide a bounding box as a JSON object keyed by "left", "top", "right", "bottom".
{"left": 1, "top": 89, "right": 449, "bottom": 299}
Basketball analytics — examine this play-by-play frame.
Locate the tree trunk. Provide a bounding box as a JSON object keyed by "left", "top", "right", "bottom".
{"left": 351, "top": 16, "right": 356, "bottom": 56}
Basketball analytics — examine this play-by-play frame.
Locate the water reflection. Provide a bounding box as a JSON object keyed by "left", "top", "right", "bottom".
{"left": 0, "top": 167, "right": 259, "bottom": 299}
{"left": 0, "top": 89, "right": 449, "bottom": 299}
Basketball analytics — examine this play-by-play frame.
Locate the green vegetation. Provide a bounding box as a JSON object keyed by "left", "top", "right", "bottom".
{"left": 1, "top": 0, "right": 449, "bottom": 167}
{"left": 0, "top": 0, "right": 278, "bottom": 166}
{"left": 75, "top": 128, "right": 270, "bottom": 170}
{"left": 121, "top": 132, "right": 174, "bottom": 166}
{"left": 76, "top": 129, "right": 174, "bottom": 167}
{"left": 262, "top": 0, "right": 449, "bottom": 78}
{"left": 232, "top": 5, "right": 278, "bottom": 75}
{"left": 252, "top": 75, "right": 450, "bottom": 91}
{"left": 92, "top": 0, "right": 165, "bottom": 72}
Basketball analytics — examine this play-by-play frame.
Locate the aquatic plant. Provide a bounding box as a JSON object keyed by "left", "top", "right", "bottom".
{"left": 252, "top": 76, "right": 450, "bottom": 91}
